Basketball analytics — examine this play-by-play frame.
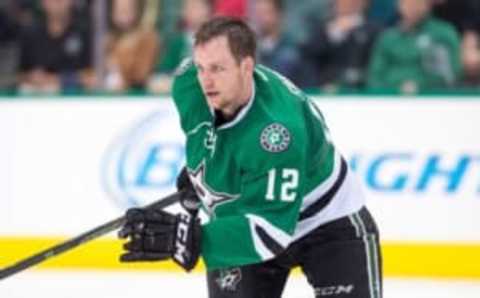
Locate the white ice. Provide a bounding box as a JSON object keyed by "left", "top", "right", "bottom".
{"left": 1, "top": 271, "right": 480, "bottom": 298}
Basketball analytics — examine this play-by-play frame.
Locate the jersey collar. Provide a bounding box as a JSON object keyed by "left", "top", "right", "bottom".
{"left": 216, "top": 80, "right": 256, "bottom": 130}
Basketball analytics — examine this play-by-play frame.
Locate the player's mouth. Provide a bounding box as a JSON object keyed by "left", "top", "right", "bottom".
{"left": 206, "top": 91, "right": 220, "bottom": 99}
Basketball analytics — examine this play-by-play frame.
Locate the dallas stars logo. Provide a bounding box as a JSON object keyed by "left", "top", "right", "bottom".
{"left": 216, "top": 268, "right": 242, "bottom": 291}
{"left": 260, "top": 123, "right": 291, "bottom": 153}
{"left": 188, "top": 162, "right": 239, "bottom": 215}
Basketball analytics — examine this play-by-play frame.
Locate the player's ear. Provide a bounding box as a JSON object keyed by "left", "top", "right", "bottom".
{"left": 240, "top": 56, "right": 255, "bottom": 75}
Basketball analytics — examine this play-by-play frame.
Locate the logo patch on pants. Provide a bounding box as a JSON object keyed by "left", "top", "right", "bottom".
{"left": 216, "top": 268, "right": 242, "bottom": 291}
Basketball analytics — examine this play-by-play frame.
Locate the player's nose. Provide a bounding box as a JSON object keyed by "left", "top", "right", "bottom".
{"left": 201, "top": 75, "right": 214, "bottom": 89}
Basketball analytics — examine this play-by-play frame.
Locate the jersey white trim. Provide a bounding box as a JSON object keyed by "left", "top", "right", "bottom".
{"left": 246, "top": 214, "right": 292, "bottom": 260}
{"left": 293, "top": 160, "right": 365, "bottom": 241}
{"left": 254, "top": 68, "right": 269, "bottom": 82}
{"left": 187, "top": 121, "right": 212, "bottom": 136}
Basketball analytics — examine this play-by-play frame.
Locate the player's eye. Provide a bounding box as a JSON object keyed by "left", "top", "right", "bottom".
{"left": 211, "top": 65, "right": 225, "bottom": 73}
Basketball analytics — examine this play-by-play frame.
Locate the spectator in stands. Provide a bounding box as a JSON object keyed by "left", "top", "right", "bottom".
{"left": 300, "top": 0, "right": 382, "bottom": 91}
{"left": 148, "top": 0, "right": 213, "bottom": 94}
{"left": 460, "top": 31, "right": 480, "bottom": 88}
{"left": 0, "top": 8, "right": 17, "bottom": 43}
{"left": 214, "top": 0, "right": 247, "bottom": 19}
{"left": 285, "top": 0, "right": 334, "bottom": 45}
{"left": 432, "top": 0, "right": 480, "bottom": 88}
{"left": 0, "top": 4, "right": 19, "bottom": 90}
{"left": 17, "top": 0, "right": 94, "bottom": 94}
{"left": 254, "top": 0, "right": 302, "bottom": 85}
{"left": 367, "top": 0, "right": 398, "bottom": 26}
{"left": 367, "top": 0, "right": 462, "bottom": 93}
{"left": 432, "top": 0, "right": 480, "bottom": 35}
{"left": 104, "top": 0, "right": 159, "bottom": 92}
{"left": 8, "top": 0, "right": 39, "bottom": 29}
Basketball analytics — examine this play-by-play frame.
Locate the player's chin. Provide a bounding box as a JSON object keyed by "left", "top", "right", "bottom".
{"left": 207, "top": 96, "right": 222, "bottom": 109}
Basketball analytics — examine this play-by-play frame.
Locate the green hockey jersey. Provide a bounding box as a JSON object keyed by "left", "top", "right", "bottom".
{"left": 172, "top": 61, "right": 364, "bottom": 270}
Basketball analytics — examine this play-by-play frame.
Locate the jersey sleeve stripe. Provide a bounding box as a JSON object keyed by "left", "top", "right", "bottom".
{"left": 255, "top": 225, "right": 285, "bottom": 256}
{"left": 293, "top": 164, "right": 365, "bottom": 241}
{"left": 299, "top": 157, "right": 348, "bottom": 220}
{"left": 246, "top": 214, "right": 292, "bottom": 261}
{"left": 301, "top": 151, "right": 342, "bottom": 212}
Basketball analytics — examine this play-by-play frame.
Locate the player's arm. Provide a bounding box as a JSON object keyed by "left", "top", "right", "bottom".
{"left": 116, "top": 155, "right": 306, "bottom": 272}
{"left": 171, "top": 59, "right": 213, "bottom": 134}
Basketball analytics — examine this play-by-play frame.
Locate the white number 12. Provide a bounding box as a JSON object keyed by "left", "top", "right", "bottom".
{"left": 265, "top": 168, "right": 299, "bottom": 202}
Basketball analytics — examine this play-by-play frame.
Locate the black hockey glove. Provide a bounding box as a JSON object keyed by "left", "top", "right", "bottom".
{"left": 176, "top": 167, "right": 202, "bottom": 216}
{"left": 118, "top": 208, "right": 201, "bottom": 272}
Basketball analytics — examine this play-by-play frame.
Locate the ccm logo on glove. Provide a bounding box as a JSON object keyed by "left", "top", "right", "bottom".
{"left": 174, "top": 214, "right": 190, "bottom": 264}
{"left": 118, "top": 207, "right": 202, "bottom": 272}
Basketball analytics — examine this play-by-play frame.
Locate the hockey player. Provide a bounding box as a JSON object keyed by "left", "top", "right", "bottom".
{"left": 118, "top": 17, "right": 382, "bottom": 298}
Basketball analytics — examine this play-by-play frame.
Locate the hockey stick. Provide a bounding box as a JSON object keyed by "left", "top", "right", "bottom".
{"left": 0, "top": 191, "right": 182, "bottom": 281}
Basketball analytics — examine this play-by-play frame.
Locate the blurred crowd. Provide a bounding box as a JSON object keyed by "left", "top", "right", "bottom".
{"left": 0, "top": 0, "right": 479, "bottom": 95}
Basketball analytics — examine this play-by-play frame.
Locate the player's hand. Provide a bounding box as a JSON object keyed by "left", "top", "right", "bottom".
{"left": 118, "top": 208, "right": 201, "bottom": 272}
{"left": 176, "top": 167, "right": 202, "bottom": 216}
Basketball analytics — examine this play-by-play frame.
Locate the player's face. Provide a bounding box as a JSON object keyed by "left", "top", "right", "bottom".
{"left": 194, "top": 36, "right": 254, "bottom": 114}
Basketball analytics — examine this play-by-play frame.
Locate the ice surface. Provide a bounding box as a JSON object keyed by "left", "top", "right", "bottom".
{"left": 1, "top": 271, "right": 479, "bottom": 298}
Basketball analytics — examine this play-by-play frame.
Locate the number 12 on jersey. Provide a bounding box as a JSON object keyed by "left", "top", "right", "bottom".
{"left": 265, "top": 168, "right": 299, "bottom": 202}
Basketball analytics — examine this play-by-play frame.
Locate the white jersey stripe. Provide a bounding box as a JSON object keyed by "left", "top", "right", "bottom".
{"left": 293, "top": 164, "right": 365, "bottom": 241}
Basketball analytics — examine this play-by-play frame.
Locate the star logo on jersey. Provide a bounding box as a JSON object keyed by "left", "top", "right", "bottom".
{"left": 188, "top": 162, "right": 239, "bottom": 215}
{"left": 260, "top": 123, "right": 291, "bottom": 153}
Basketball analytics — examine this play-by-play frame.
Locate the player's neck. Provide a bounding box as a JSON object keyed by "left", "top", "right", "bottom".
{"left": 223, "top": 79, "right": 253, "bottom": 117}
{"left": 215, "top": 79, "right": 254, "bottom": 125}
